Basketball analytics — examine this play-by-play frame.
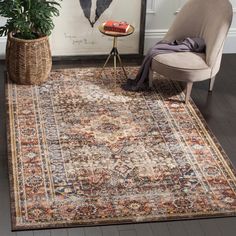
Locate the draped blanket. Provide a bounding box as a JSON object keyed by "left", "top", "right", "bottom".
{"left": 123, "top": 38, "right": 206, "bottom": 91}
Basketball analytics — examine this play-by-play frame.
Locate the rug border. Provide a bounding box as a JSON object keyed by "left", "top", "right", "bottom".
{"left": 5, "top": 72, "right": 20, "bottom": 232}
{"left": 5, "top": 68, "right": 236, "bottom": 231}
{"left": 10, "top": 213, "right": 236, "bottom": 231}
{"left": 188, "top": 92, "right": 236, "bottom": 178}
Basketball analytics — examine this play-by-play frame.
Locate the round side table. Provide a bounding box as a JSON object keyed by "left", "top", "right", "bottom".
{"left": 97, "top": 24, "right": 135, "bottom": 79}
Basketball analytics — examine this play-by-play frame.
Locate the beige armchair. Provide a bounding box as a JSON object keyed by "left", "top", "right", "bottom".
{"left": 149, "top": 0, "right": 233, "bottom": 103}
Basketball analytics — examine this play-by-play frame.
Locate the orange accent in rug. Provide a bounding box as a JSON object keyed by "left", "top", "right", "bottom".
{"left": 6, "top": 68, "right": 236, "bottom": 230}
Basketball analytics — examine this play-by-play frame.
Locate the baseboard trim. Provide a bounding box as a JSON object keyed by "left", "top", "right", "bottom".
{"left": 176, "top": 7, "right": 236, "bottom": 14}
{"left": 144, "top": 28, "right": 236, "bottom": 54}
{"left": 145, "top": 28, "right": 236, "bottom": 38}
{"left": 0, "top": 37, "right": 6, "bottom": 59}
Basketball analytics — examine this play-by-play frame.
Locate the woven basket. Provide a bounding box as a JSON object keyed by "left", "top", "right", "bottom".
{"left": 6, "top": 33, "right": 52, "bottom": 85}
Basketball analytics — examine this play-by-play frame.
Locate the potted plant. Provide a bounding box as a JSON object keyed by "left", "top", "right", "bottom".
{"left": 0, "top": 0, "right": 62, "bottom": 85}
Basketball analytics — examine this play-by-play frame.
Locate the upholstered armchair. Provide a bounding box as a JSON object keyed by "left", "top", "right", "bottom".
{"left": 149, "top": 0, "right": 233, "bottom": 103}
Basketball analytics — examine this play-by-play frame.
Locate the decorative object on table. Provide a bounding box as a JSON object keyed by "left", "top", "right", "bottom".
{"left": 6, "top": 67, "right": 236, "bottom": 230}
{"left": 0, "top": 0, "right": 62, "bottom": 85}
{"left": 51, "top": 0, "right": 146, "bottom": 58}
{"left": 103, "top": 20, "right": 130, "bottom": 33}
{"left": 97, "top": 22, "right": 134, "bottom": 79}
{"left": 148, "top": 0, "right": 233, "bottom": 103}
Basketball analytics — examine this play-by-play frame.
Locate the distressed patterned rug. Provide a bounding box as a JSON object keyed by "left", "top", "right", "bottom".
{"left": 6, "top": 67, "right": 236, "bottom": 230}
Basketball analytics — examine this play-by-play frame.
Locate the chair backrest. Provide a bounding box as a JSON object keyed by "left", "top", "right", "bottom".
{"left": 164, "top": 0, "right": 233, "bottom": 68}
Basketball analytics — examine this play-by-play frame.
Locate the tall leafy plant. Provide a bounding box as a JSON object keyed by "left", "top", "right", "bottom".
{"left": 0, "top": 0, "right": 61, "bottom": 39}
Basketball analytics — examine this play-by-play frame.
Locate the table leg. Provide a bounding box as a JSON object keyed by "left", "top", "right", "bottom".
{"left": 116, "top": 51, "right": 128, "bottom": 79}
{"left": 97, "top": 36, "right": 129, "bottom": 80}
{"left": 97, "top": 48, "right": 114, "bottom": 79}
{"left": 114, "top": 53, "right": 117, "bottom": 79}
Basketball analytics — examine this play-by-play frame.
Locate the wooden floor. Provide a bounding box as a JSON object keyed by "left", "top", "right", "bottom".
{"left": 0, "top": 54, "right": 236, "bottom": 236}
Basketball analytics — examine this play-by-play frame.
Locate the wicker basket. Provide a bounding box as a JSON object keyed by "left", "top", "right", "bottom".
{"left": 6, "top": 33, "right": 52, "bottom": 85}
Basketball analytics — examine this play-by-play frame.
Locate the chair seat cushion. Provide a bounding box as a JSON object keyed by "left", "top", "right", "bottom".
{"left": 152, "top": 52, "right": 212, "bottom": 82}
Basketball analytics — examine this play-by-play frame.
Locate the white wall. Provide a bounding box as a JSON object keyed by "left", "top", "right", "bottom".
{"left": 145, "top": 0, "right": 236, "bottom": 53}
{"left": 0, "top": 17, "right": 6, "bottom": 58}
{"left": 0, "top": 0, "right": 236, "bottom": 58}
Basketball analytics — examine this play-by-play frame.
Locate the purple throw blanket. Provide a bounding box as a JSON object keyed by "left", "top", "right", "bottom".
{"left": 122, "top": 37, "right": 206, "bottom": 91}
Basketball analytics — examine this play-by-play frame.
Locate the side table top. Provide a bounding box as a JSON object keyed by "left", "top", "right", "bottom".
{"left": 98, "top": 24, "right": 135, "bottom": 37}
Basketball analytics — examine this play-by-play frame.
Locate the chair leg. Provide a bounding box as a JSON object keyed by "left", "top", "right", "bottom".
{"left": 209, "top": 76, "right": 216, "bottom": 92}
{"left": 149, "top": 68, "right": 154, "bottom": 88}
{"left": 185, "top": 82, "right": 193, "bottom": 103}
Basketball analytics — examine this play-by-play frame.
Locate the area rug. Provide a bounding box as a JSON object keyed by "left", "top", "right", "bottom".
{"left": 6, "top": 67, "right": 236, "bottom": 230}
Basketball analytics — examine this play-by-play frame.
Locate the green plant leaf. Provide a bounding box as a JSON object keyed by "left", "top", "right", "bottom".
{"left": 0, "top": 0, "right": 62, "bottom": 39}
